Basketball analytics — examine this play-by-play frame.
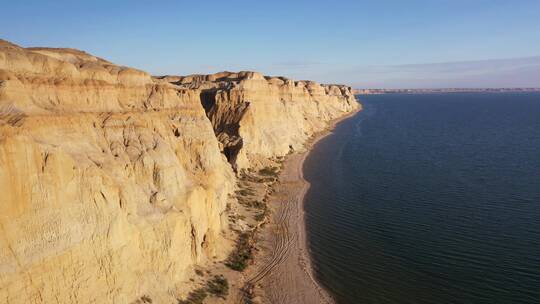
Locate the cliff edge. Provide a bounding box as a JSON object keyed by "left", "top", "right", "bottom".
{"left": 0, "top": 39, "right": 359, "bottom": 303}
{"left": 161, "top": 71, "right": 358, "bottom": 170}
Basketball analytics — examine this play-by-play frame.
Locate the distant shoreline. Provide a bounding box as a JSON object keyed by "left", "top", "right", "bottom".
{"left": 353, "top": 88, "right": 540, "bottom": 95}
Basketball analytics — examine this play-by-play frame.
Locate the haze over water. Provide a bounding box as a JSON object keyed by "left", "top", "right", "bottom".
{"left": 304, "top": 93, "right": 540, "bottom": 304}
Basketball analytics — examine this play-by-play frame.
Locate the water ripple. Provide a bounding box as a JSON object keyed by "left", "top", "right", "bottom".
{"left": 304, "top": 93, "right": 540, "bottom": 304}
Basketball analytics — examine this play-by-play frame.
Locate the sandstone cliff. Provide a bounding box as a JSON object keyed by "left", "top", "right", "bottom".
{"left": 0, "top": 39, "right": 359, "bottom": 303}
{"left": 161, "top": 72, "right": 358, "bottom": 170}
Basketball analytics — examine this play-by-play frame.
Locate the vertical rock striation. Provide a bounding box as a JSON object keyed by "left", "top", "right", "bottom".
{"left": 0, "top": 40, "right": 235, "bottom": 303}
{"left": 0, "top": 39, "right": 359, "bottom": 303}
{"left": 163, "top": 71, "right": 360, "bottom": 170}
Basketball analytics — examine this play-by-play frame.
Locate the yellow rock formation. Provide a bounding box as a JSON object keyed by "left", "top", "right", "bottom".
{"left": 170, "top": 72, "right": 359, "bottom": 169}
{"left": 0, "top": 39, "right": 359, "bottom": 303}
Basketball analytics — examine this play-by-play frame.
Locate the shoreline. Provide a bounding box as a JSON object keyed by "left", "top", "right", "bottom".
{"left": 243, "top": 106, "right": 361, "bottom": 304}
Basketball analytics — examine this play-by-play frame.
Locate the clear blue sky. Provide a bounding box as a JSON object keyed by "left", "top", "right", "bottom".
{"left": 2, "top": 0, "right": 540, "bottom": 88}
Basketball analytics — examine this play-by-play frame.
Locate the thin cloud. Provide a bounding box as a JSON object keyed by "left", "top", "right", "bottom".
{"left": 339, "top": 56, "right": 540, "bottom": 89}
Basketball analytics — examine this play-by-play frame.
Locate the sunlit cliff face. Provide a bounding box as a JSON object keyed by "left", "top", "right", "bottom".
{"left": 0, "top": 39, "right": 358, "bottom": 304}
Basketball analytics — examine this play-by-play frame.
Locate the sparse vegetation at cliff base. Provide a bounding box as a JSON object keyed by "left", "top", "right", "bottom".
{"left": 177, "top": 275, "right": 229, "bottom": 304}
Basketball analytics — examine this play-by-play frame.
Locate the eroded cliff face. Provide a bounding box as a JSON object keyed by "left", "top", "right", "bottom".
{"left": 0, "top": 40, "right": 235, "bottom": 303}
{"left": 0, "top": 39, "right": 359, "bottom": 304}
{"left": 161, "top": 71, "right": 360, "bottom": 170}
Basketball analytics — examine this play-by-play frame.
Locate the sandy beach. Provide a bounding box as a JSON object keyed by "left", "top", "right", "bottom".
{"left": 240, "top": 108, "right": 361, "bottom": 304}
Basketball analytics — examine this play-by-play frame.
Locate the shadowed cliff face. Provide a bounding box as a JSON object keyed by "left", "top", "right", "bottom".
{"left": 199, "top": 87, "right": 249, "bottom": 169}
{"left": 0, "top": 39, "right": 359, "bottom": 303}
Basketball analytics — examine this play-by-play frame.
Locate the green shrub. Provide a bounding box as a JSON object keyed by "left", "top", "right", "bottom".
{"left": 206, "top": 275, "right": 229, "bottom": 298}
{"left": 226, "top": 232, "right": 253, "bottom": 271}
{"left": 254, "top": 212, "right": 265, "bottom": 222}
{"left": 259, "top": 166, "right": 279, "bottom": 176}
{"left": 236, "top": 188, "right": 254, "bottom": 196}
{"left": 241, "top": 200, "right": 265, "bottom": 209}
{"left": 177, "top": 288, "right": 207, "bottom": 304}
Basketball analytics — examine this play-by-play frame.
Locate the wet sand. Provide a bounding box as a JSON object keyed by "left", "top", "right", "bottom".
{"left": 242, "top": 108, "right": 361, "bottom": 304}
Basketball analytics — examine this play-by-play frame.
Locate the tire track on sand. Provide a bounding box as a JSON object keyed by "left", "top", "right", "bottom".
{"left": 239, "top": 200, "right": 294, "bottom": 303}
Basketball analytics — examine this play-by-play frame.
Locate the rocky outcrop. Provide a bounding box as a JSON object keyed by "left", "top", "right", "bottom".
{"left": 0, "top": 39, "right": 359, "bottom": 304}
{"left": 0, "top": 40, "right": 235, "bottom": 304}
{"left": 162, "top": 71, "right": 359, "bottom": 170}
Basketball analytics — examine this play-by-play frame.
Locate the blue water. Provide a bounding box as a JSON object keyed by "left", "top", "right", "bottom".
{"left": 303, "top": 93, "right": 540, "bottom": 304}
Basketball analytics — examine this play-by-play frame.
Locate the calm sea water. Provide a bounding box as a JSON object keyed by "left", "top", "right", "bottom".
{"left": 303, "top": 93, "right": 540, "bottom": 304}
